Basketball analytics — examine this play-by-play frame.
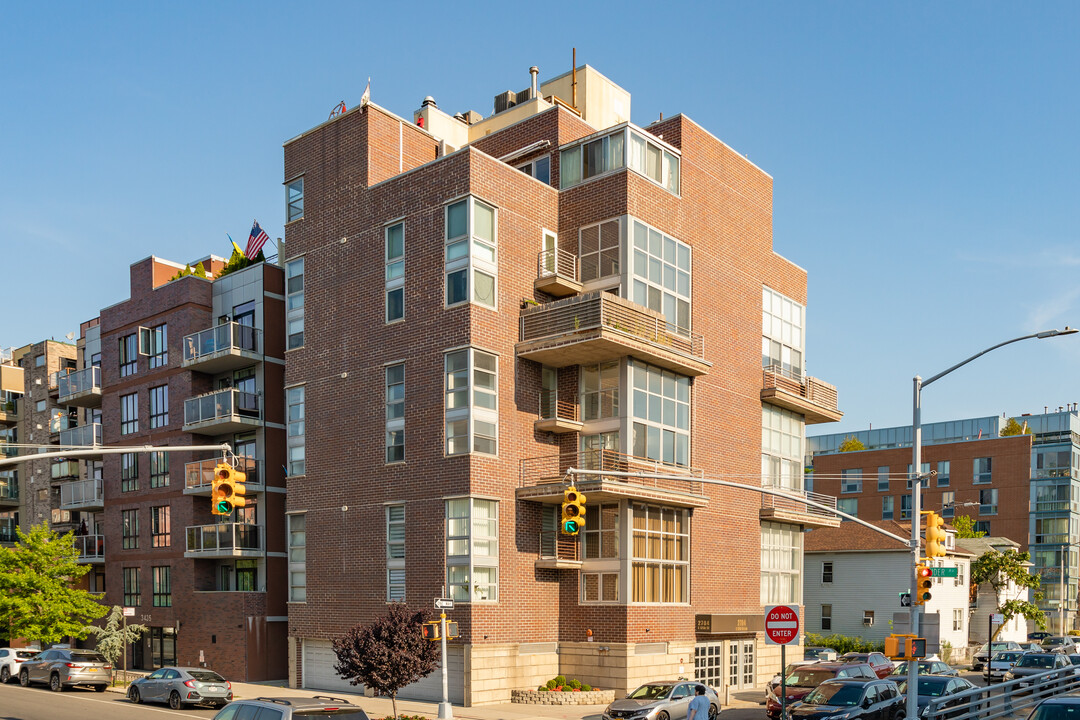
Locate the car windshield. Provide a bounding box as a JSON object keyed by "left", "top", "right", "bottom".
{"left": 891, "top": 663, "right": 933, "bottom": 675}
{"left": 842, "top": 654, "right": 869, "bottom": 662}
{"left": 913, "top": 679, "right": 950, "bottom": 697}
{"left": 628, "top": 684, "right": 672, "bottom": 700}
{"left": 806, "top": 648, "right": 831, "bottom": 658}
{"left": 982, "top": 642, "right": 1017, "bottom": 652}
{"left": 188, "top": 670, "right": 226, "bottom": 682}
{"left": 805, "top": 684, "right": 863, "bottom": 706}
{"left": 70, "top": 652, "right": 106, "bottom": 663}
{"left": 1018, "top": 656, "right": 1057, "bottom": 668}
{"left": 787, "top": 669, "right": 841, "bottom": 687}
{"left": 1044, "top": 638, "right": 1069, "bottom": 646}
{"left": 993, "top": 653, "right": 1023, "bottom": 662}
{"left": 1028, "top": 704, "right": 1080, "bottom": 720}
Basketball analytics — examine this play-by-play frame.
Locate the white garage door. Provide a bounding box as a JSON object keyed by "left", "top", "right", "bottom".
{"left": 398, "top": 645, "right": 464, "bottom": 705}
{"left": 302, "top": 639, "right": 365, "bottom": 695}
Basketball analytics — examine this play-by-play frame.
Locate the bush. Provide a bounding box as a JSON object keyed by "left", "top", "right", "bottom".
{"left": 803, "top": 632, "right": 885, "bottom": 655}
{"left": 554, "top": 675, "right": 567, "bottom": 686}
{"left": 538, "top": 686, "right": 548, "bottom": 691}
{"left": 561, "top": 686, "right": 573, "bottom": 692}
{"left": 582, "top": 684, "right": 592, "bottom": 691}
{"left": 569, "top": 679, "right": 582, "bottom": 689}
{"left": 546, "top": 678, "right": 557, "bottom": 690}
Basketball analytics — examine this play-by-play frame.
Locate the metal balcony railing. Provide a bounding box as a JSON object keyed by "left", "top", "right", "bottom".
{"left": 760, "top": 480, "right": 838, "bottom": 520}
{"left": 538, "top": 530, "right": 579, "bottom": 561}
{"left": 184, "top": 389, "right": 260, "bottom": 425}
{"left": 183, "top": 322, "right": 261, "bottom": 363}
{"left": 60, "top": 478, "right": 104, "bottom": 509}
{"left": 185, "top": 457, "right": 260, "bottom": 491}
{"left": 58, "top": 423, "right": 102, "bottom": 448}
{"left": 73, "top": 534, "right": 105, "bottom": 562}
{"left": 186, "top": 523, "right": 262, "bottom": 555}
{"left": 538, "top": 389, "right": 578, "bottom": 422}
{"left": 56, "top": 366, "right": 101, "bottom": 401}
{"left": 537, "top": 248, "right": 578, "bottom": 281}
{"left": 520, "top": 448, "right": 703, "bottom": 495}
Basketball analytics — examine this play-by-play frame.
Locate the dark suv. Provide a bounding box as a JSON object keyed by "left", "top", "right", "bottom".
{"left": 788, "top": 678, "right": 904, "bottom": 720}
{"left": 766, "top": 662, "right": 877, "bottom": 719}
{"left": 211, "top": 697, "right": 371, "bottom": 719}
{"left": 18, "top": 647, "right": 110, "bottom": 692}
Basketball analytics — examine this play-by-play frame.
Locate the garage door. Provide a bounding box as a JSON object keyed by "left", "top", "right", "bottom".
{"left": 302, "top": 639, "right": 364, "bottom": 695}
{"left": 398, "top": 645, "right": 464, "bottom": 704}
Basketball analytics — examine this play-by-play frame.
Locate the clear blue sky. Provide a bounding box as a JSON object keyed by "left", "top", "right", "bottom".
{"left": 2, "top": 2, "right": 1078, "bottom": 433}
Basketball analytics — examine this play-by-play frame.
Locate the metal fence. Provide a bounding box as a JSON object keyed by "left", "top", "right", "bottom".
{"left": 926, "top": 664, "right": 1080, "bottom": 720}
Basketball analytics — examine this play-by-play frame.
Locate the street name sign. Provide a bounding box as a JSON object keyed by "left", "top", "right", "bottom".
{"left": 928, "top": 567, "right": 959, "bottom": 578}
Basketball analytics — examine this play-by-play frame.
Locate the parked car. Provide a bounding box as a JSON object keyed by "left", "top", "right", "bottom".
{"left": 211, "top": 697, "right": 370, "bottom": 720}
{"left": 972, "top": 641, "right": 1023, "bottom": 670}
{"left": 128, "top": 666, "right": 233, "bottom": 709}
{"left": 888, "top": 660, "right": 958, "bottom": 677}
{"left": 1026, "top": 694, "right": 1080, "bottom": 720}
{"left": 18, "top": 647, "right": 110, "bottom": 691}
{"left": 765, "top": 663, "right": 876, "bottom": 719}
{"left": 1041, "top": 636, "right": 1077, "bottom": 653}
{"left": 1029, "top": 632, "right": 1053, "bottom": 642}
{"left": 1020, "top": 643, "right": 1046, "bottom": 653}
{"left": 0, "top": 648, "right": 37, "bottom": 684}
{"left": 838, "top": 652, "right": 894, "bottom": 679}
{"left": 897, "top": 675, "right": 977, "bottom": 718}
{"left": 767, "top": 661, "right": 820, "bottom": 699}
{"left": 786, "top": 678, "right": 904, "bottom": 720}
{"left": 1003, "top": 653, "right": 1073, "bottom": 690}
{"left": 805, "top": 647, "right": 839, "bottom": 663}
{"left": 602, "top": 681, "right": 720, "bottom": 720}
{"left": 986, "top": 651, "right": 1026, "bottom": 682}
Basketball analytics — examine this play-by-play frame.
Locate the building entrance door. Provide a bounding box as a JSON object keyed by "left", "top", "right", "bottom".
{"left": 727, "top": 639, "right": 756, "bottom": 690}
{"left": 694, "top": 641, "right": 724, "bottom": 691}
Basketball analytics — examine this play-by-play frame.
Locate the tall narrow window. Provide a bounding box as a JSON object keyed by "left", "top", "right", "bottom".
{"left": 150, "top": 451, "right": 169, "bottom": 488}
{"left": 286, "top": 385, "right": 305, "bottom": 476}
{"left": 123, "top": 567, "right": 140, "bottom": 606}
{"left": 822, "top": 561, "right": 834, "bottom": 583}
{"left": 445, "top": 349, "right": 497, "bottom": 456}
{"left": 631, "top": 504, "right": 689, "bottom": 603}
{"left": 386, "top": 222, "right": 404, "bottom": 323}
{"left": 121, "top": 452, "right": 138, "bottom": 492}
{"left": 942, "top": 491, "right": 955, "bottom": 518}
{"left": 446, "top": 498, "right": 498, "bottom": 602}
{"left": 877, "top": 466, "right": 890, "bottom": 492}
{"left": 881, "top": 496, "right": 894, "bottom": 520}
{"left": 821, "top": 604, "right": 832, "bottom": 631}
{"left": 286, "top": 177, "right": 304, "bottom": 222}
{"left": 152, "top": 566, "right": 172, "bottom": 607}
{"left": 631, "top": 219, "right": 691, "bottom": 333}
{"left": 444, "top": 198, "right": 497, "bottom": 309}
{"left": 761, "top": 522, "right": 803, "bottom": 604}
{"left": 288, "top": 514, "right": 306, "bottom": 602}
{"left": 146, "top": 324, "right": 168, "bottom": 369}
{"left": 149, "top": 385, "right": 168, "bottom": 428}
{"left": 151, "top": 506, "right": 170, "bottom": 548}
{"left": 120, "top": 392, "right": 138, "bottom": 435}
{"left": 763, "top": 406, "right": 803, "bottom": 491}
{"left": 119, "top": 334, "right": 137, "bottom": 377}
{"left": 582, "top": 503, "right": 619, "bottom": 560}
{"left": 286, "top": 258, "right": 304, "bottom": 349}
{"left": 762, "top": 287, "right": 804, "bottom": 379}
{"left": 900, "top": 494, "right": 912, "bottom": 520}
{"left": 387, "top": 505, "right": 405, "bottom": 601}
{"left": 974, "top": 457, "right": 993, "bottom": 484}
{"left": 980, "top": 488, "right": 998, "bottom": 515}
{"left": 632, "top": 360, "right": 690, "bottom": 468}
{"left": 579, "top": 218, "right": 620, "bottom": 282}
{"left": 937, "top": 461, "right": 951, "bottom": 487}
{"left": 386, "top": 364, "right": 404, "bottom": 463}
{"left": 122, "top": 509, "right": 139, "bottom": 549}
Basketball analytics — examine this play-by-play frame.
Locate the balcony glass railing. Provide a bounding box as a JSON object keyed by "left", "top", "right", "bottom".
{"left": 0, "top": 520, "right": 16, "bottom": 543}
{"left": 58, "top": 423, "right": 102, "bottom": 448}
{"left": 57, "top": 366, "right": 101, "bottom": 400}
{"left": 60, "top": 478, "right": 103, "bottom": 508}
{"left": 73, "top": 534, "right": 105, "bottom": 560}
{"left": 183, "top": 322, "right": 262, "bottom": 363}
{"left": 51, "top": 461, "right": 80, "bottom": 480}
{"left": 185, "top": 457, "right": 260, "bottom": 491}
{"left": 186, "top": 523, "right": 262, "bottom": 554}
{"left": 0, "top": 473, "right": 18, "bottom": 501}
{"left": 184, "top": 389, "right": 260, "bottom": 426}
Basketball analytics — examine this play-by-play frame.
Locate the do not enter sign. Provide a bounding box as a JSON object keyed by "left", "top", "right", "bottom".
{"left": 765, "top": 605, "right": 800, "bottom": 645}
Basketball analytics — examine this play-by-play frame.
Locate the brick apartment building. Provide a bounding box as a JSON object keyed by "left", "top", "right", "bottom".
{"left": 808, "top": 409, "right": 1080, "bottom": 633}
{"left": 281, "top": 63, "right": 843, "bottom": 704}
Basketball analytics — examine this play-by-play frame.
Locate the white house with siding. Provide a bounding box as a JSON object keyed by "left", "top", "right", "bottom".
{"left": 959, "top": 536, "right": 1030, "bottom": 644}
{"left": 804, "top": 519, "right": 974, "bottom": 652}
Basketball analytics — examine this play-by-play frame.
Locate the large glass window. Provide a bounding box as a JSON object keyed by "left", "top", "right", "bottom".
{"left": 286, "top": 258, "right": 304, "bottom": 349}
{"left": 386, "top": 222, "right": 404, "bottom": 323}
{"left": 631, "top": 219, "right": 691, "bottom": 334}
{"left": 583, "top": 503, "right": 619, "bottom": 560}
{"left": 974, "top": 457, "right": 993, "bottom": 484}
{"left": 578, "top": 218, "right": 620, "bottom": 282}
{"left": 1035, "top": 449, "right": 1074, "bottom": 479}
{"left": 761, "top": 521, "right": 802, "bottom": 604}
{"left": 286, "top": 385, "right": 305, "bottom": 476}
{"left": 561, "top": 126, "right": 679, "bottom": 195}
{"left": 762, "top": 287, "right": 804, "bottom": 379}
{"left": 444, "top": 348, "right": 497, "bottom": 456}
{"left": 120, "top": 392, "right": 138, "bottom": 435}
{"left": 151, "top": 506, "right": 170, "bottom": 548}
{"left": 446, "top": 498, "right": 498, "bottom": 602}
{"left": 837, "top": 498, "right": 857, "bottom": 516}
{"left": 445, "top": 197, "right": 497, "bottom": 309}
{"left": 122, "top": 509, "right": 139, "bottom": 549}
{"left": 145, "top": 324, "right": 168, "bottom": 369}
{"left": 121, "top": 452, "right": 138, "bottom": 492}
{"left": 387, "top": 505, "right": 405, "bottom": 601}
{"left": 123, "top": 567, "right": 140, "bottom": 606}
{"left": 386, "top": 364, "right": 404, "bottom": 463}
{"left": 149, "top": 385, "right": 168, "bottom": 429}
{"left": 762, "top": 405, "right": 804, "bottom": 491}
{"left": 152, "top": 566, "right": 172, "bottom": 607}
{"left": 631, "top": 360, "right": 690, "bottom": 468}
{"left": 119, "top": 333, "right": 137, "bottom": 377}
{"left": 631, "top": 504, "right": 689, "bottom": 603}
{"left": 286, "top": 177, "right": 304, "bottom": 222}
{"left": 288, "top": 514, "right": 306, "bottom": 602}
{"left": 581, "top": 361, "right": 619, "bottom": 421}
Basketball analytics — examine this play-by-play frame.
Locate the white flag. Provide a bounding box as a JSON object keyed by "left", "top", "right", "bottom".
{"left": 360, "top": 77, "right": 371, "bottom": 106}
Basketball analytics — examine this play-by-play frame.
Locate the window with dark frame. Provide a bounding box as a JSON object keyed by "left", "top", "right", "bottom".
{"left": 121, "top": 452, "right": 138, "bottom": 492}
{"left": 123, "top": 567, "right": 140, "bottom": 606}
{"left": 150, "top": 451, "right": 169, "bottom": 488}
{"left": 149, "top": 384, "right": 168, "bottom": 428}
{"left": 119, "top": 334, "right": 137, "bottom": 377}
{"left": 151, "top": 506, "right": 170, "bottom": 548}
{"left": 122, "top": 508, "right": 139, "bottom": 549}
{"left": 152, "top": 566, "right": 172, "bottom": 607}
{"left": 120, "top": 392, "right": 138, "bottom": 435}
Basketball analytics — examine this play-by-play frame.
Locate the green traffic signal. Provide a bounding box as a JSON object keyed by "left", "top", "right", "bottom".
{"left": 563, "top": 519, "right": 579, "bottom": 534}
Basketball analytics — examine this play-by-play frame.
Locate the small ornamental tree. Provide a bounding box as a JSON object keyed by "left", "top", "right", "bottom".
{"left": 953, "top": 515, "right": 986, "bottom": 539}
{"left": 84, "top": 605, "right": 149, "bottom": 684}
{"left": 1000, "top": 418, "right": 1033, "bottom": 437}
{"left": 837, "top": 436, "right": 866, "bottom": 452}
{"left": 971, "top": 548, "right": 1045, "bottom": 639}
{"left": 333, "top": 603, "right": 440, "bottom": 720}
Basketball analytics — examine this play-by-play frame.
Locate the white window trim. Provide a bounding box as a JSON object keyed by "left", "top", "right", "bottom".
{"left": 444, "top": 348, "right": 498, "bottom": 457}
{"left": 444, "top": 196, "right": 498, "bottom": 311}
{"left": 445, "top": 497, "right": 499, "bottom": 604}
{"left": 385, "top": 221, "right": 405, "bottom": 324}
{"left": 285, "top": 176, "right": 304, "bottom": 224}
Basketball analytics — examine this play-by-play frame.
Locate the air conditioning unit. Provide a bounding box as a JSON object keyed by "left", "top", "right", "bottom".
{"left": 863, "top": 617, "right": 874, "bottom": 626}
{"left": 494, "top": 90, "right": 517, "bottom": 114}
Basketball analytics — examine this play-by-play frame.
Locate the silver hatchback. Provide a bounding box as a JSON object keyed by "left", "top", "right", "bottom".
{"left": 18, "top": 647, "right": 110, "bottom": 691}
{"left": 603, "top": 681, "right": 720, "bottom": 720}
{"left": 128, "top": 666, "right": 233, "bottom": 709}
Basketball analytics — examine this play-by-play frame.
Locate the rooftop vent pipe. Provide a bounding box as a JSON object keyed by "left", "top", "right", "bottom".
{"left": 530, "top": 66, "right": 538, "bottom": 99}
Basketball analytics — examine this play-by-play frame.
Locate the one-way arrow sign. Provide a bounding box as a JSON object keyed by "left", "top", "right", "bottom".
{"left": 899, "top": 593, "right": 911, "bottom": 607}
{"left": 434, "top": 598, "right": 454, "bottom": 610}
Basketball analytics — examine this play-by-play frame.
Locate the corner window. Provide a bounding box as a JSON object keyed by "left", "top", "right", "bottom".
{"left": 288, "top": 514, "right": 306, "bottom": 602}
{"left": 631, "top": 360, "right": 690, "bottom": 468}
{"left": 631, "top": 504, "right": 689, "bottom": 603}
{"left": 286, "top": 257, "right": 304, "bottom": 349}
{"left": 446, "top": 498, "right": 498, "bottom": 602}
{"left": 385, "top": 222, "right": 404, "bottom": 323}
{"left": 444, "top": 197, "right": 497, "bottom": 309}
{"left": 444, "top": 348, "right": 497, "bottom": 456}
{"left": 286, "top": 177, "right": 304, "bottom": 222}
{"left": 582, "top": 503, "right": 619, "bottom": 559}
{"left": 579, "top": 218, "right": 620, "bottom": 282}
{"left": 630, "top": 219, "right": 691, "bottom": 333}
{"left": 762, "top": 287, "right": 804, "bottom": 379}
{"left": 560, "top": 127, "right": 679, "bottom": 195}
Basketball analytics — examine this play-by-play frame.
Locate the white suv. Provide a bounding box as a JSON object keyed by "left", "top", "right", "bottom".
{"left": 0, "top": 648, "right": 37, "bottom": 684}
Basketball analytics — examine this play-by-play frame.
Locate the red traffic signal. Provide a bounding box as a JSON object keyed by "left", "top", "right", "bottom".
{"left": 422, "top": 622, "right": 440, "bottom": 641}
{"left": 914, "top": 565, "right": 933, "bottom": 605}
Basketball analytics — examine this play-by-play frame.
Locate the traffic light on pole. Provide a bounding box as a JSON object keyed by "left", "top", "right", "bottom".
{"left": 914, "top": 564, "right": 933, "bottom": 605}
{"left": 422, "top": 622, "right": 440, "bottom": 641}
{"left": 211, "top": 462, "right": 247, "bottom": 516}
{"left": 925, "top": 511, "right": 948, "bottom": 558}
{"left": 561, "top": 486, "right": 586, "bottom": 535}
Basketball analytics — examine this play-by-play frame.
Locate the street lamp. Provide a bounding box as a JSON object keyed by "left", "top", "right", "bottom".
{"left": 907, "top": 327, "right": 1077, "bottom": 720}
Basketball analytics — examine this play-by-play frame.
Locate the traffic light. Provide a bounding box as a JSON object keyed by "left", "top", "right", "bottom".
{"left": 914, "top": 564, "right": 933, "bottom": 605}
{"left": 422, "top": 622, "right": 440, "bottom": 641}
{"left": 561, "top": 486, "right": 586, "bottom": 535}
{"left": 211, "top": 462, "right": 247, "bottom": 516}
{"left": 925, "top": 511, "right": 948, "bottom": 558}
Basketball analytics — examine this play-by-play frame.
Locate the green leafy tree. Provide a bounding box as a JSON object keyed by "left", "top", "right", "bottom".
{"left": 971, "top": 548, "right": 1045, "bottom": 639}
{"left": 193, "top": 261, "right": 208, "bottom": 278}
{"left": 332, "top": 603, "right": 439, "bottom": 720}
{"left": 952, "top": 515, "right": 986, "bottom": 539}
{"left": 1000, "top": 418, "right": 1033, "bottom": 436}
{"left": 0, "top": 522, "right": 106, "bottom": 646}
{"left": 84, "top": 606, "right": 148, "bottom": 684}
{"left": 838, "top": 436, "right": 866, "bottom": 452}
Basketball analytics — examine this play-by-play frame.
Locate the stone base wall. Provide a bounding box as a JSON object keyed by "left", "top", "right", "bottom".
{"left": 511, "top": 689, "right": 616, "bottom": 705}
{"left": 466, "top": 644, "right": 560, "bottom": 706}
{"left": 558, "top": 641, "right": 697, "bottom": 697}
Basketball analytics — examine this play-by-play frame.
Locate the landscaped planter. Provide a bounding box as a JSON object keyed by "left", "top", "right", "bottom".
{"left": 511, "top": 689, "right": 616, "bottom": 705}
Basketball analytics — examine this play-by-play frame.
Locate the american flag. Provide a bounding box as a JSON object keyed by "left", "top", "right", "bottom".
{"left": 246, "top": 220, "right": 270, "bottom": 258}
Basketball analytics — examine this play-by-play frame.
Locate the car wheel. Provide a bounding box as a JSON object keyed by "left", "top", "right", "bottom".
{"left": 169, "top": 691, "right": 182, "bottom": 710}
{"left": 129, "top": 686, "right": 141, "bottom": 704}
{"left": 19, "top": 669, "right": 29, "bottom": 687}
{"left": 49, "top": 673, "right": 63, "bottom": 692}
{"left": 657, "top": 712, "right": 670, "bottom": 720}
{"left": 709, "top": 703, "right": 719, "bottom": 719}
{"left": 94, "top": 684, "right": 106, "bottom": 693}
{"left": 0, "top": 666, "right": 9, "bottom": 683}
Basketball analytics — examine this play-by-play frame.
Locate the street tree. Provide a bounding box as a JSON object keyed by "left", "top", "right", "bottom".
{"left": 0, "top": 522, "right": 106, "bottom": 646}
{"left": 971, "top": 548, "right": 1045, "bottom": 639}
{"left": 333, "top": 603, "right": 439, "bottom": 720}
{"left": 838, "top": 436, "right": 866, "bottom": 452}
{"left": 84, "top": 605, "right": 149, "bottom": 684}
{"left": 952, "top": 515, "right": 986, "bottom": 539}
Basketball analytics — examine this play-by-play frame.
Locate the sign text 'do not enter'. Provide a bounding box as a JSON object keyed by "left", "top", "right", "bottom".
{"left": 764, "top": 604, "right": 800, "bottom": 645}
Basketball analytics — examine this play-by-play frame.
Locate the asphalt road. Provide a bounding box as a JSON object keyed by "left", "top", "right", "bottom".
{"left": 0, "top": 681, "right": 222, "bottom": 720}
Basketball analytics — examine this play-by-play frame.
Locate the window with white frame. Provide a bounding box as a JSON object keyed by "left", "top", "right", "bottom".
{"left": 631, "top": 360, "right": 690, "bottom": 468}
{"left": 386, "top": 222, "right": 404, "bottom": 323}
{"left": 762, "top": 405, "right": 804, "bottom": 491}
{"left": 974, "top": 457, "right": 992, "bottom": 484}
{"left": 119, "top": 333, "right": 138, "bottom": 377}
{"left": 539, "top": 229, "right": 558, "bottom": 276}
{"left": 953, "top": 607, "right": 963, "bottom": 631}
{"left": 120, "top": 393, "right": 138, "bottom": 435}
{"left": 578, "top": 218, "right": 620, "bottom": 282}
{"left": 386, "top": 364, "right": 404, "bottom": 463}
{"left": 286, "top": 177, "right": 304, "bottom": 222}
{"left": 444, "top": 348, "right": 497, "bottom": 456}
{"left": 144, "top": 324, "right": 168, "bottom": 369}
{"left": 631, "top": 504, "right": 689, "bottom": 603}
{"left": 149, "top": 384, "right": 168, "bottom": 429}
{"left": 288, "top": 514, "right": 306, "bottom": 601}
{"left": 517, "top": 156, "right": 551, "bottom": 185}
{"left": 561, "top": 126, "right": 680, "bottom": 194}
{"left": 387, "top": 505, "right": 405, "bottom": 601}
{"left": 941, "top": 491, "right": 955, "bottom": 517}
{"left": 761, "top": 521, "right": 802, "bottom": 604}
{"left": 762, "top": 287, "right": 804, "bottom": 379}
{"left": 446, "top": 498, "right": 498, "bottom": 602}
{"left": 286, "top": 385, "right": 305, "bottom": 475}
{"left": 878, "top": 466, "right": 890, "bottom": 492}
{"left": 631, "top": 219, "right": 691, "bottom": 333}
{"left": 444, "top": 197, "right": 497, "bottom": 309}
{"left": 286, "top": 257, "right": 304, "bottom": 349}
{"left": 841, "top": 468, "right": 863, "bottom": 493}
{"left": 955, "top": 562, "right": 964, "bottom": 588}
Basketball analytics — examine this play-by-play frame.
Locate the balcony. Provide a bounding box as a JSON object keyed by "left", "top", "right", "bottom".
{"left": 759, "top": 482, "right": 842, "bottom": 529}
{"left": 536, "top": 529, "right": 581, "bottom": 570}
{"left": 183, "top": 389, "right": 261, "bottom": 435}
{"left": 518, "top": 448, "right": 708, "bottom": 508}
{"left": 58, "top": 423, "right": 103, "bottom": 457}
{"left": 185, "top": 523, "right": 263, "bottom": 558}
{"left": 534, "top": 248, "right": 582, "bottom": 298}
{"left": 184, "top": 457, "right": 262, "bottom": 496}
{"left": 761, "top": 365, "right": 843, "bottom": 424}
{"left": 183, "top": 322, "right": 263, "bottom": 373}
{"left": 535, "top": 389, "right": 582, "bottom": 434}
{"left": 59, "top": 478, "right": 104, "bottom": 511}
{"left": 0, "top": 473, "right": 18, "bottom": 506}
{"left": 517, "top": 291, "right": 711, "bottom": 377}
{"left": 51, "top": 460, "right": 80, "bottom": 480}
{"left": 0, "top": 520, "right": 16, "bottom": 544}
{"left": 0, "top": 393, "right": 18, "bottom": 426}
{"left": 56, "top": 366, "right": 102, "bottom": 407}
{"left": 73, "top": 534, "right": 105, "bottom": 563}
